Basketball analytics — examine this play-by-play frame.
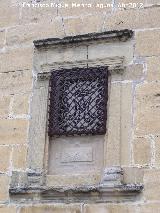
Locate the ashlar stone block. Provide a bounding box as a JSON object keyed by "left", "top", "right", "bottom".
{"left": 135, "top": 30, "right": 160, "bottom": 57}
{"left": 0, "top": 146, "right": 11, "bottom": 172}
{"left": 19, "top": 204, "right": 81, "bottom": 213}
{"left": 0, "top": 175, "right": 9, "bottom": 202}
{"left": 135, "top": 82, "right": 160, "bottom": 135}
{"left": 0, "top": 96, "right": 10, "bottom": 118}
{"left": 0, "top": 119, "right": 28, "bottom": 145}
{"left": 143, "top": 169, "right": 160, "bottom": 200}
{"left": 133, "top": 137, "right": 151, "bottom": 166}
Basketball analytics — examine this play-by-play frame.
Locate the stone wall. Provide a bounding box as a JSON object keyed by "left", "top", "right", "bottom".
{"left": 0, "top": 0, "right": 160, "bottom": 212}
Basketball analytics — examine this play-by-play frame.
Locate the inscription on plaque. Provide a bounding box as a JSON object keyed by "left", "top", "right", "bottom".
{"left": 61, "top": 147, "right": 93, "bottom": 163}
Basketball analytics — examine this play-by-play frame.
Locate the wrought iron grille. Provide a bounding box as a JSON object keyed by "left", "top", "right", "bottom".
{"left": 48, "top": 67, "right": 108, "bottom": 137}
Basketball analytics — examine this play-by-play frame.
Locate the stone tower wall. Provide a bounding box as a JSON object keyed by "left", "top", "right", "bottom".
{"left": 0, "top": 0, "right": 160, "bottom": 212}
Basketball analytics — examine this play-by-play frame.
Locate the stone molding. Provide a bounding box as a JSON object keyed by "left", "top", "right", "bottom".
{"left": 37, "top": 56, "right": 125, "bottom": 79}
{"left": 101, "top": 166, "right": 123, "bottom": 186}
{"left": 10, "top": 184, "right": 143, "bottom": 203}
{"left": 33, "top": 29, "right": 133, "bottom": 48}
{"left": 10, "top": 170, "right": 143, "bottom": 203}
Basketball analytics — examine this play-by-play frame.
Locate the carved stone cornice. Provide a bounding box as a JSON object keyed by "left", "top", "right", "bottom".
{"left": 33, "top": 29, "right": 133, "bottom": 49}
{"left": 9, "top": 169, "right": 143, "bottom": 203}
{"left": 9, "top": 182, "right": 143, "bottom": 203}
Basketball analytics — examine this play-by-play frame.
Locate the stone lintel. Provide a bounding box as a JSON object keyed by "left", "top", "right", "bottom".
{"left": 37, "top": 56, "right": 125, "bottom": 81}
{"left": 33, "top": 29, "right": 133, "bottom": 48}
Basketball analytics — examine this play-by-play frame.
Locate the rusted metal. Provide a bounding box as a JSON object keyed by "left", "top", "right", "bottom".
{"left": 48, "top": 66, "right": 108, "bottom": 137}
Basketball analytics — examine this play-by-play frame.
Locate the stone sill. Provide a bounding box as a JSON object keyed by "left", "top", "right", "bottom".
{"left": 9, "top": 183, "right": 143, "bottom": 203}
{"left": 33, "top": 29, "right": 133, "bottom": 48}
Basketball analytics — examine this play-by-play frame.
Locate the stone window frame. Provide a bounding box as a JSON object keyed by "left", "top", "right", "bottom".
{"left": 10, "top": 30, "right": 143, "bottom": 203}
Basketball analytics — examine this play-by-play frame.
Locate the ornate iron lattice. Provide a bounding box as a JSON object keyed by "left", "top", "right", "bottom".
{"left": 48, "top": 67, "right": 108, "bottom": 136}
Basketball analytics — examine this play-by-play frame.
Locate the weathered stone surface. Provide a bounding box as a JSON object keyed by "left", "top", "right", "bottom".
{"left": 63, "top": 17, "right": 83, "bottom": 36}
{"left": 120, "top": 83, "right": 133, "bottom": 166}
{"left": 133, "top": 137, "right": 151, "bottom": 165}
{"left": 0, "top": 206, "right": 16, "bottom": 213}
{"left": 12, "top": 93, "right": 30, "bottom": 115}
{"left": 0, "top": 96, "right": 10, "bottom": 118}
{"left": 108, "top": 204, "right": 137, "bottom": 213}
{"left": 10, "top": 171, "right": 28, "bottom": 189}
{"left": 123, "top": 64, "right": 143, "bottom": 81}
{"left": 139, "top": 203, "right": 160, "bottom": 213}
{"left": 84, "top": 204, "right": 136, "bottom": 213}
{"left": 0, "top": 175, "right": 9, "bottom": 201}
{"left": 48, "top": 135, "right": 103, "bottom": 175}
{"left": 105, "top": 83, "right": 121, "bottom": 166}
{"left": 123, "top": 167, "right": 144, "bottom": 184}
{"left": 135, "top": 30, "right": 160, "bottom": 56}
{"left": 27, "top": 81, "right": 49, "bottom": 172}
{"left": 64, "top": 14, "right": 105, "bottom": 36}
{"left": 0, "top": 146, "right": 11, "bottom": 172}
{"left": 146, "top": 56, "right": 160, "bottom": 81}
{"left": 155, "top": 135, "right": 160, "bottom": 167}
{"left": 0, "top": 119, "right": 28, "bottom": 145}
{"left": 12, "top": 145, "right": 27, "bottom": 169}
{"left": 0, "top": 0, "right": 20, "bottom": 28}
{"left": 19, "top": 204, "right": 81, "bottom": 213}
{"left": 145, "top": 0, "right": 160, "bottom": 5}
{"left": 0, "top": 70, "right": 32, "bottom": 95}
{"left": 0, "top": 47, "right": 33, "bottom": 73}
{"left": 134, "top": 82, "right": 160, "bottom": 135}
{"left": 0, "top": 30, "right": 5, "bottom": 48}
{"left": 104, "top": 7, "right": 160, "bottom": 30}
{"left": 110, "top": 64, "right": 143, "bottom": 81}
{"left": 46, "top": 174, "right": 100, "bottom": 187}
{"left": 11, "top": 0, "right": 30, "bottom": 4}
{"left": 21, "top": 1, "right": 58, "bottom": 24}
{"left": 101, "top": 166, "right": 123, "bottom": 185}
{"left": 143, "top": 169, "right": 160, "bottom": 200}
{"left": 88, "top": 40, "right": 134, "bottom": 66}
{"left": 6, "top": 18, "right": 65, "bottom": 46}
{"left": 45, "top": 45, "right": 87, "bottom": 64}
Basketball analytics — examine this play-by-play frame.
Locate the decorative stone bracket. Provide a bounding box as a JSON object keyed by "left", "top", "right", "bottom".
{"left": 9, "top": 30, "right": 143, "bottom": 203}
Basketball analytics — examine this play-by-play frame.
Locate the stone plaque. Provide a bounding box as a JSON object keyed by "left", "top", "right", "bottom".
{"left": 61, "top": 147, "right": 93, "bottom": 163}
{"left": 48, "top": 135, "right": 104, "bottom": 175}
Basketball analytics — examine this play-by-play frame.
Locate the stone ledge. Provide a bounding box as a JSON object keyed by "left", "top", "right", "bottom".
{"left": 9, "top": 183, "right": 143, "bottom": 203}
{"left": 33, "top": 29, "right": 133, "bottom": 48}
